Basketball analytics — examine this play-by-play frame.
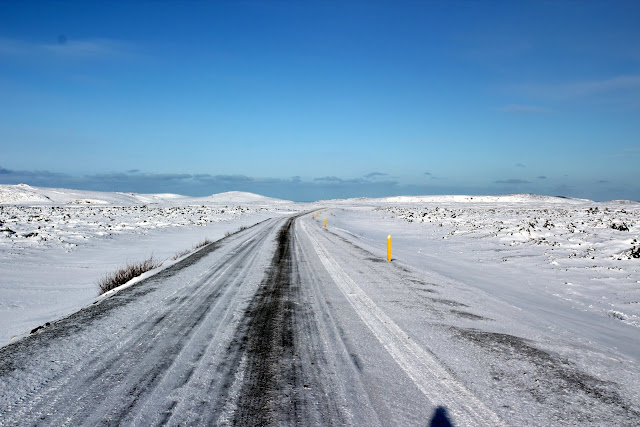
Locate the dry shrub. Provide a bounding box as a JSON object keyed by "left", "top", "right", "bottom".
{"left": 98, "top": 256, "right": 162, "bottom": 295}
{"left": 193, "top": 238, "right": 212, "bottom": 249}
{"left": 172, "top": 238, "right": 212, "bottom": 260}
{"left": 172, "top": 249, "right": 191, "bottom": 260}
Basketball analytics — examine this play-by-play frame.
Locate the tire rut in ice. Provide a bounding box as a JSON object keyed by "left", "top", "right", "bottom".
{"left": 233, "top": 217, "right": 298, "bottom": 425}
{"left": 452, "top": 327, "right": 640, "bottom": 424}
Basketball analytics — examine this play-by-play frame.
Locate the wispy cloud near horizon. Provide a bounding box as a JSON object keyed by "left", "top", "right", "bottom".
{"left": 0, "top": 167, "right": 402, "bottom": 202}
{"left": 364, "top": 172, "right": 389, "bottom": 179}
{"left": 495, "top": 178, "right": 531, "bottom": 185}
{"left": 513, "top": 75, "right": 640, "bottom": 100}
{"left": 0, "top": 166, "right": 636, "bottom": 202}
{"left": 0, "top": 36, "right": 134, "bottom": 60}
{"left": 497, "top": 105, "right": 552, "bottom": 114}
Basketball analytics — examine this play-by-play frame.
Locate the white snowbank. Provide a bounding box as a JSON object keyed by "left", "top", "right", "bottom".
{"left": 0, "top": 184, "right": 289, "bottom": 206}
{"left": 325, "top": 201, "right": 640, "bottom": 359}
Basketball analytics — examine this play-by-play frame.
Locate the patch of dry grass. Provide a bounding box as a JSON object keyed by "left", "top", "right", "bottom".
{"left": 193, "top": 238, "right": 212, "bottom": 249}
{"left": 98, "top": 256, "right": 163, "bottom": 295}
{"left": 225, "top": 226, "right": 248, "bottom": 238}
{"left": 172, "top": 248, "right": 192, "bottom": 260}
{"left": 172, "top": 238, "right": 212, "bottom": 260}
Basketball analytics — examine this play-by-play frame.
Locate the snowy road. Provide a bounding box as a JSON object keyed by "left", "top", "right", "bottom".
{"left": 1, "top": 212, "right": 638, "bottom": 425}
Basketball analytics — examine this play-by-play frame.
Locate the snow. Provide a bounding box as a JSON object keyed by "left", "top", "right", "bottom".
{"left": 2, "top": 184, "right": 638, "bottom": 352}
{"left": 301, "top": 219, "right": 504, "bottom": 424}
{"left": 374, "top": 193, "right": 590, "bottom": 204}
{"left": 296, "top": 212, "right": 640, "bottom": 424}
{"left": 0, "top": 184, "right": 288, "bottom": 206}
{"left": 0, "top": 184, "right": 298, "bottom": 345}
{"left": 207, "top": 191, "right": 289, "bottom": 204}
{"left": 1, "top": 184, "right": 639, "bottom": 424}
{"left": 322, "top": 200, "right": 640, "bottom": 357}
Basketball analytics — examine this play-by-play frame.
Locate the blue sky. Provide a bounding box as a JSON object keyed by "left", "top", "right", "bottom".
{"left": 1, "top": 1, "right": 639, "bottom": 201}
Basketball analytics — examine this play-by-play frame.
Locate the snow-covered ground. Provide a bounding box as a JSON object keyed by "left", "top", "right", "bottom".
{"left": 1, "top": 185, "right": 639, "bottom": 423}
{"left": 0, "top": 184, "right": 300, "bottom": 345}
{"left": 1, "top": 185, "right": 639, "bottom": 364}
{"left": 324, "top": 195, "right": 640, "bottom": 359}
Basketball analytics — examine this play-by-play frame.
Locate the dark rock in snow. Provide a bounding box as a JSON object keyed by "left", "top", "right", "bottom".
{"left": 611, "top": 222, "right": 629, "bottom": 231}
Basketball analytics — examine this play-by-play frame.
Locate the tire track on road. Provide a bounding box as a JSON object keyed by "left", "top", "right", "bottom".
{"left": 232, "top": 216, "right": 296, "bottom": 425}
{"left": 0, "top": 218, "right": 285, "bottom": 426}
{"left": 300, "top": 219, "right": 505, "bottom": 426}
{"left": 229, "top": 214, "right": 351, "bottom": 426}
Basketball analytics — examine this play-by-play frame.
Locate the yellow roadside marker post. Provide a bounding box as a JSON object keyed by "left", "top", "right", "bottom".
{"left": 324, "top": 218, "right": 327, "bottom": 227}
{"left": 387, "top": 234, "right": 392, "bottom": 261}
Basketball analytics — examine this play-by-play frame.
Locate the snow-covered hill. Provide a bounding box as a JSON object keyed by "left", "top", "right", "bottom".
{"left": 206, "top": 191, "right": 288, "bottom": 204}
{"left": 0, "top": 184, "right": 289, "bottom": 206}
{"left": 362, "top": 193, "right": 591, "bottom": 205}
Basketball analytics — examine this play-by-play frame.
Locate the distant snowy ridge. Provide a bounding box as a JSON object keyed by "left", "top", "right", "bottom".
{"left": 374, "top": 193, "right": 591, "bottom": 204}
{"left": 0, "top": 184, "right": 289, "bottom": 205}
{"left": 207, "top": 191, "right": 289, "bottom": 204}
{"left": 0, "top": 184, "right": 53, "bottom": 204}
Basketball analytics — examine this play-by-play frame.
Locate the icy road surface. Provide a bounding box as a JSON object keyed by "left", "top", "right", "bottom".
{"left": 1, "top": 212, "right": 638, "bottom": 425}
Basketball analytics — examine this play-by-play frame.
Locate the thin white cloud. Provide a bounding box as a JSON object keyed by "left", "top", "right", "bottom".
{"left": 606, "top": 147, "right": 640, "bottom": 158}
{"left": 0, "top": 37, "right": 133, "bottom": 60}
{"left": 364, "top": 172, "right": 388, "bottom": 179}
{"left": 495, "top": 178, "right": 531, "bottom": 185}
{"left": 514, "top": 75, "right": 640, "bottom": 100}
{"left": 565, "top": 75, "right": 640, "bottom": 96}
{"left": 44, "top": 39, "right": 128, "bottom": 58}
{"left": 497, "top": 105, "right": 552, "bottom": 114}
